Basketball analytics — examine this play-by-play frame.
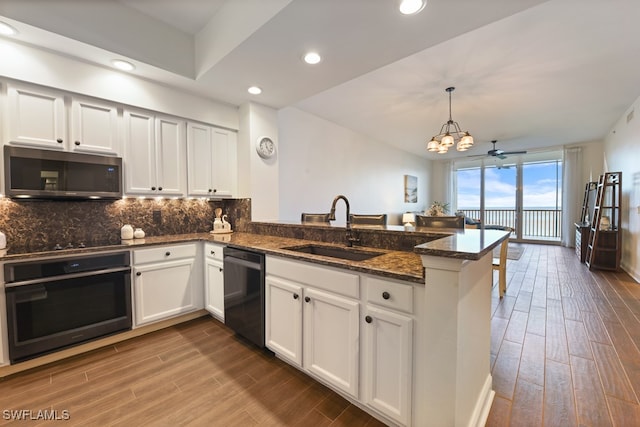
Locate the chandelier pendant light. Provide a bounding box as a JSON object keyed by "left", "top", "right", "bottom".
{"left": 427, "top": 87, "right": 474, "bottom": 154}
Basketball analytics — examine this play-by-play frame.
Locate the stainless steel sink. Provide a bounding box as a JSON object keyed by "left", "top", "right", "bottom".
{"left": 282, "top": 244, "right": 384, "bottom": 261}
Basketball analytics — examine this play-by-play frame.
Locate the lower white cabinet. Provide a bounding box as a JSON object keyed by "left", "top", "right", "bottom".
{"left": 266, "top": 258, "right": 360, "bottom": 399}
{"left": 363, "top": 306, "right": 413, "bottom": 426}
{"left": 133, "top": 243, "right": 201, "bottom": 326}
{"left": 204, "top": 243, "right": 225, "bottom": 321}
{"left": 303, "top": 286, "right": 360, "bottom": 398}
{"left": 265, "top": 276, "right": 302, "bottom": 365}
{"left": 267, "top": 256, "right": 415, "bottom": 426}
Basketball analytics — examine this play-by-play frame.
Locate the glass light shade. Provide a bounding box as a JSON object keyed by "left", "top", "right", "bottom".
{"left": 427, "top": 138, "right": 439, "bottom": 151}
{"left": 460, "top": 133, "right": 474, "bottom": 148}
{"left": 440, "top": 133, "right": 454, "bottom": 147}
{"left": 456, "top": 141, "right": 468, "bottom": 151}
{"left": 437, "top": 145, "right": 448, "bottom": 154}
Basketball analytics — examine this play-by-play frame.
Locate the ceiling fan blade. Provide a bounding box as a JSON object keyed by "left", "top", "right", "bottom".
{"left": 501, "top": 150, "right": 527, "bottom": 155}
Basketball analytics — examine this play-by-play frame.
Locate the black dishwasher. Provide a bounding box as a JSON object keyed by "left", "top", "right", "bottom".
{"left": 223, "top": 247, "right": 265, "bottom": 348}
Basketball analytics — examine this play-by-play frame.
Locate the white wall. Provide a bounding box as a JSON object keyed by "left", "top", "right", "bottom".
{"left": 238, "top": 102, "right": 279, "bottom": 221}
{"left": 277, "top": 107, "right": 430, "bottom": 225}
{"left": 604, "top": 96, "right": 640, "bottom": 282}
{"left": 578, "top": 140, "right": 605, "bottom": 184}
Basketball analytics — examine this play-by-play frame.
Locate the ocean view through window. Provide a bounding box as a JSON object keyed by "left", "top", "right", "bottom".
{"left": 454, "top": 151, "right": 563, "bottom": 242}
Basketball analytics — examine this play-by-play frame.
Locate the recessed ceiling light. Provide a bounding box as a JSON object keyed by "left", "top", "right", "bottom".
{"left": 111, "top": 59, "right": 135, "bottom": 71}
{"left": 0, "top": 21, "right": 18, "bottom": 36}
{"left": 248, "top": 86, "right": 262, "bottom": 95}
{"left": 303, "top": 52, "right": 322, "bottom": 65}
{"left": 399, "top": 0, "right": 426, "bottom": 15}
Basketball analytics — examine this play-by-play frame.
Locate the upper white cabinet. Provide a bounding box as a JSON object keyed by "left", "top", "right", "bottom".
{"left": 124, "top": 108, "right": 187, "bottom": 197}
{"left": 6, "top": 84, "right": 120, "bottom": 155}
{"left": 187, "top": 122, "right": 237, "bottom": 197}
{"left": 6, "top": 84, "right": 67, "bottom": 149}
{"left": 70, "top": 96, "right": 119, "bottom": 155}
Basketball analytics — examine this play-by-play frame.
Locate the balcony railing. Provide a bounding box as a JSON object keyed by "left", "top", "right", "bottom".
{"left": 459, "top": 209, "right": 562, "bottom": 239}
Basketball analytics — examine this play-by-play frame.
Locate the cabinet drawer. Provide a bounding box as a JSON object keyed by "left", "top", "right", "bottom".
{"left": 364, "top": 276, "right": 413, "bottom": 314}
{"left": 267, "top": 256, "right": 359, "bottom": 299}
{"left": 134, "top": 243, "right": 197, "bottom": 265}
{"left": 205, "top": 243, "right": 225, "bottom": 261}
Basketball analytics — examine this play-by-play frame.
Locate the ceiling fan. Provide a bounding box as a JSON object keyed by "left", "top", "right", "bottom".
{"left": 484, "top": 140, "right": 527, "bottom": 159}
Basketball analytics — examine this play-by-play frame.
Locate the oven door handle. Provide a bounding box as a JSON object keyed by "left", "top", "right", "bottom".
{"left": 11, "top": 285, "right": 48, "bottom": 303}
{"left": 5, "top": 266, "right": 132, "bottom": 288}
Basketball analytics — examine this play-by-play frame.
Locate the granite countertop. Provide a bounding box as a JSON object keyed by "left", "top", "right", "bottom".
{"left": 413, "top": 228, "right": 511, "bottom": 260}
{"left": 0, "top": 227, "right": 510, "bottom": 285}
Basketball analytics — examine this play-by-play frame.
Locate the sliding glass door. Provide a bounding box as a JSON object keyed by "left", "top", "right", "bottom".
{"left": 454, "top": 151, "right": 563, "bottom": 243}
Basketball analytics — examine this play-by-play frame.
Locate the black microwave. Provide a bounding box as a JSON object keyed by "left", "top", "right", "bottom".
{"left": 4, "top": 146, "right": 123, "bottom": 199}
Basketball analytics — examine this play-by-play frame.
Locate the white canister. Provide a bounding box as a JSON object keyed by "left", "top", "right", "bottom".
{"left": 121, "top": 224, "right": 134, "bottom": 240}
{"left": 134, "top": 228, "right": 145, "bottom": 239}
{"left": 0, "top": 231, "right": 6, "bottom": 249}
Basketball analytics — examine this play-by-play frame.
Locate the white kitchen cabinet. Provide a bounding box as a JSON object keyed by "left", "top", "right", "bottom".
{"left": 265, "top": 275, "right": 303, "bottom": 366}
{"left": 70, "top": 96, "right": 119, "bottom": 155}
{"left": 204, "top": 243, "right": 225, "bottom": 321}
{"left": 186, "top": 122, "right": 237, "bottom": 197}
{"left": 124, "top": 108, "right": 186, "bottom": 197}
{"left": 133, "top": 243, "right": 201, "bottom": 326}
{"left": 6, "top": 84, "right": 120, "bottom": 156}
{"left": 266, "top": 256, "right": 360, "bottom": 399}
{"left": 303, "top": 286, "right": 360, "bottom": 398}
{"left": 363, "top": 306, "right": 413, "bottom": 426}
{"left": 362, "top": 275, "right": 413, "bottom": 426}
{"left": 6, "top": 84, "right": 67, "bottom": 149}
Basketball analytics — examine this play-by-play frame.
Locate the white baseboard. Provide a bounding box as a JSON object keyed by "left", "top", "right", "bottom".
{"left": 467, "top": 374, "right": 495, "bottom": 427}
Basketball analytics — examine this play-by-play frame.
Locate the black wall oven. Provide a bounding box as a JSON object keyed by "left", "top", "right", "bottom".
{"left": 4, "top": 251, "right": 132, "bottom": 363}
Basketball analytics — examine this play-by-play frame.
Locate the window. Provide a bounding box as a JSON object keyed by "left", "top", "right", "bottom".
{"left": 454, "top": 150, "right": 563, "bottom": 242}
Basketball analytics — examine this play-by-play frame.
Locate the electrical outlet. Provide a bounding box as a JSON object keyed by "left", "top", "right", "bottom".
{"left": 153, "top": 210, "right": 162, "bottom": 224}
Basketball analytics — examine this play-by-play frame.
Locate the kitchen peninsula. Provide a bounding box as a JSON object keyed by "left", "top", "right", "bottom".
{"left": 0, "top": 223, "right": 508, "bottom": 427}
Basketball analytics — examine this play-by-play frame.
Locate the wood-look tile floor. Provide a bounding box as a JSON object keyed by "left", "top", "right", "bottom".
{"left": 487, "top": 244, "right": 640, "bottom": 426}
{"left": 1, "top": 243, "right": 638, "bottom": 426}
{"left": 0, "top": 318, "right": 385, "bottom": 426}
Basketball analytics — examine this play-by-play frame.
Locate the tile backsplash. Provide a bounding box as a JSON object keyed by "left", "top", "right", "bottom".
{"left": 0, "top": 197, "right": 251, "bottom": 254}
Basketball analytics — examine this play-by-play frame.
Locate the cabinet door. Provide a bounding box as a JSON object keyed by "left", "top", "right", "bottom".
{"left": 303, "top": 287, "right": 359, "bottom": 398}
{"left": 265, "top": 276, "right": 303, "bottom": 367}
{"left": 363, "top": 306, "right": 413, "bottom": 426}
{"left": 124, "top": 109, "right": 156, "bottom": 195}
{"left": 133, "top": 258, "right": 196, "bottom": 326}
{"left": 70, "top": 97, "right": 119, "bottom": 155}
{"left": 205, "top": 258, "right": 224, "bottom": 321}
{"left": 186, "top": 122, "right": 214, "bottom": 197}
{"left": 156, "top": 115, "right": 186, "bottom": 196}
{"left": 7, "top": 85, "right": 66, "bottom": 149}
{"left": 211, "top": 128, "right": 237, "bottom": 197}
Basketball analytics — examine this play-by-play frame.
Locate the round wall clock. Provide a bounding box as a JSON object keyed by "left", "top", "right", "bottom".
{"left": 256, "top": 136, "right": 276, "bottom": 159}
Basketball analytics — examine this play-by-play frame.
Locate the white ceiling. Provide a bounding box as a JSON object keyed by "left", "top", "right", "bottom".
{"left": 1, "top": 0, "right": 639, "bottom": 160}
